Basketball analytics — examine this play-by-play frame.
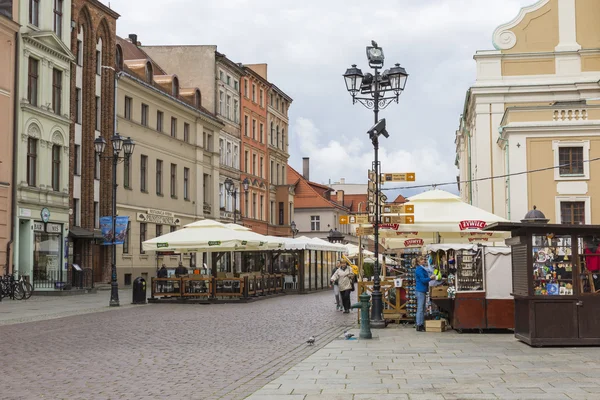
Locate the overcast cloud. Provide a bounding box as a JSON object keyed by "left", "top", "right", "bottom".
{"left": 103, "top": 0, "right": 534, "bottom": 197}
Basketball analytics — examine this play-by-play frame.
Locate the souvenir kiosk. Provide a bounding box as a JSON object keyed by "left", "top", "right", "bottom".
{"left": 486, "top": 207, "right": 600, "bottom": 347}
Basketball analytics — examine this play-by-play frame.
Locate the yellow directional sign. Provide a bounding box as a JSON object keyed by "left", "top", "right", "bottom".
{"left": 339, "top": 215, "right": 349, "bottom": 225}
{"left": 381, "top": 172, "right": 416, "bottom": 182}
{"left": 381, "top": 215, "right": 415, "bottom": 224}
{"left": 352, "top": 214, "right": 370, "bottom": 224}
{"left": 356, "top": 226, "right": 375, "bottom": 236}
{"left": 383, "top": 204, "right": 415, "bottom": 214}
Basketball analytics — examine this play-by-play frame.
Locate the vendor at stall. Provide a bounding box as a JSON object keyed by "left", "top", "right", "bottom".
{"left": 416, "top": 256, "right": 436, "bottom": 332}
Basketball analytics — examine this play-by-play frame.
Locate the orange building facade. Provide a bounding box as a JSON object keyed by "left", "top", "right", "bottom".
{"left": 240, "top": 66, "right": 269, "bottom": 234}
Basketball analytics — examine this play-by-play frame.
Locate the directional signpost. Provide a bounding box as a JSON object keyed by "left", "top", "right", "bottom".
{"left": 381, "top": 215, "right": 415, "bottom": 224}
{"left": 356, "top": 226, "right": 375, "bottom": 236}
{"left": 383, "top": 204, "right": 414, "bottom": 214}
{"left": 381, "top": 172, "right": 416, "bottom": 183}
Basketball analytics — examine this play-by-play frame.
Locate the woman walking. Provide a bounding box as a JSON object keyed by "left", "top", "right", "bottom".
{"left": 330, "top": 261, "right": 355, "bottom": 313}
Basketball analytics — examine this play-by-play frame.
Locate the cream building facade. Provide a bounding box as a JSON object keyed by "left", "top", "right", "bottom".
{"left": 456, "top": 0, "right": 600, "bottom": 224}
{"left": 14, "top": 0, "right": 74, "bottom": 285}
{"left": 115, "top": 37, "right": 223, "bottom": 286}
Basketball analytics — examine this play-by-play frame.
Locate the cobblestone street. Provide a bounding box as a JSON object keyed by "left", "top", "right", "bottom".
{"left": 0, "top": 291, "right": 352, "bottom": 400}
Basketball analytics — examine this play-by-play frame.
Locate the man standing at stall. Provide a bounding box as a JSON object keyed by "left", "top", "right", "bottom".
{"left": 416, "top": 256, "right": 436, "bottom": 332}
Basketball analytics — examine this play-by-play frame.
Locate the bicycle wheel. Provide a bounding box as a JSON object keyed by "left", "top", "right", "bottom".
{"left": 12, "top": 284, "right": 25, "bottom": 300}
{"left": 21, "top": 281, "right": 34, "bottom": 300}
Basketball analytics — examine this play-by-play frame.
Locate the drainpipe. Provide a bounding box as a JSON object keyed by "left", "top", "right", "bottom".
{"left": 7, "top": 30, "right": 19, "bottom": 275}
{"left": 498, "top": 126, "right": 511, "bottom": 221}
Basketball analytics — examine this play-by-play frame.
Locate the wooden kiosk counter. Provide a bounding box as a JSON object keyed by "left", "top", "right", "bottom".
{"left": 486, "top": 221, "right": 600, "bottom": 347}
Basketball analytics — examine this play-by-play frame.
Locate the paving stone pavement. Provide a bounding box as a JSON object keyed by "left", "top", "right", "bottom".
{"left": 0, "top": 290, "right": 353, "bottom": 400}
{"left": 246, "top": 324, "right": 600, "bottom": 400}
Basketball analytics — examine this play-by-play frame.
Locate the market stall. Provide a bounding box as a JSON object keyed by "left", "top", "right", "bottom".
{"left": 486, "top": 221, "right": 600, "bottom": 347}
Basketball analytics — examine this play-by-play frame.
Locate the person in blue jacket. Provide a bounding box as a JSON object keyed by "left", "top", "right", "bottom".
{"left": 415, "top": 255, "right": 435, "bottom": 332}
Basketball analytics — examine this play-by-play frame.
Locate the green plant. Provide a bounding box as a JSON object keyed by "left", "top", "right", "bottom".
{"left": 363, "top": 261, "right": 374, "bottom": 279}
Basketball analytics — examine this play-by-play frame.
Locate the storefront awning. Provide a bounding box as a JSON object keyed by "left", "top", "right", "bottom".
{"left": 69, "top": 226, "right": 102, "bottom": 239}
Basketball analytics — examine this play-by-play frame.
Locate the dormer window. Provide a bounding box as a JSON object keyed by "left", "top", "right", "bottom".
{"left": 194, "top": 89, "right": 201, "bottom": 108}
{"left": 145, "top": 62, "right": 153, "bottom": 83}
{"left": 172, "top": 76, "right": 179, "bottom": 97}
{"left": 115, "top": 45, "right": 123, "bottom": 70}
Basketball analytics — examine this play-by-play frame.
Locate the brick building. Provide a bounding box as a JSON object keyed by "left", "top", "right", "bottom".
{"left": 69, "top": 0, "right": 119, "bottom": 284}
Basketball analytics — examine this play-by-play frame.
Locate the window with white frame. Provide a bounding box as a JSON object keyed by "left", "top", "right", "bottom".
{"left": 553, "top": 141, "right": 590, "bottom": 180}
{"left": 233, "top": 99, "right": 239, "bottom": 123}
{"left": 310, "top": 216, "right": 320, "bottom": 231}
{"left": 556, "top": 197, "right": 590, "bottom": 225}
{"left": 219, "top": 183, "right": 224, "bottom": 209}
{"left": 219, "top": 139, "right": 224, "bottom": 164}
{"left": 219, "top": 91, "right": 224, "bottom": 116}
{"left": 226, "top": 95, "right": 231, "bottom": 120}
{"left": 226, "top": 142, "right": 232, "bottom": 166}
{"left": 233, "top": 145, "right": 239, "bottom": 169}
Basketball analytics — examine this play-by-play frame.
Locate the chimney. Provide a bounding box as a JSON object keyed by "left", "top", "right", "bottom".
{"left": 129, "top": 34, "right": 138, "bottom": 46}
{"left": 302, "top": 157, "right": 309, "bottom": 181}
{"left": 336, "top": 190, "right": 345, "bottom": 205}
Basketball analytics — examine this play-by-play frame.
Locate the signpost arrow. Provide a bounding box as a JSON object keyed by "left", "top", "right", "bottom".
{"left": 380, "top": 172, "right": 416, "bottom": 183}
{"left": 383, "top": 204, "right": 415, "bottom": 214}
{"left": 381, "top": 215, "right": 415, "bottom": 224}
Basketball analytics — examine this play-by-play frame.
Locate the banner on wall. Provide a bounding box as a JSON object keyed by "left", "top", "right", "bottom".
{"left": 100, "top": 216, "right": 129, "bottom": 245}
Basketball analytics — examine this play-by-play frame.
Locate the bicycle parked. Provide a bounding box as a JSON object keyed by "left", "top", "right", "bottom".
{"left": 0, "top": 275, "right": 34, "bottom": 300}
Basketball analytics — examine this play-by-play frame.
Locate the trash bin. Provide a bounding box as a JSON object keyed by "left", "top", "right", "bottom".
{"left": 132, "top": 277, "right": 147, "bottom": 304}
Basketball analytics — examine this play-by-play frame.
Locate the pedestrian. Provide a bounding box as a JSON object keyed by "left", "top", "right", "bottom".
{"left": 157, "top": 264, "right": 168, "bottom": 292}
{"left": 415, "top": 256, "right": 436, "bottom": 332}
{"left": 330, "top": 261, "right": 355, "bottom": 313}
{"left": 175, "top": 261, "right": 188, "bottom": 277}
{"left": 331, "top": 261, "right": 342, "bottom": 311}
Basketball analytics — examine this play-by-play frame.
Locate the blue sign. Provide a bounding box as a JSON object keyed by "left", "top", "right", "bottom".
{"left": 100, "top": 216, "right": 129, "bottom": 245}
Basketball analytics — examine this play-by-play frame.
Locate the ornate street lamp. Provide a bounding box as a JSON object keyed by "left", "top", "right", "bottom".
{"left": 343, "top": 41, "right": 409, "bottom": 329}
{"left": 94, "top": 134, "right": 135, "bottom": 307}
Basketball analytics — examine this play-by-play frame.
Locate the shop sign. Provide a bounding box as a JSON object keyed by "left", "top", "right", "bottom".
{"left": 460, "top": 232, "right": 493, "bottom": 237}
{"left": 40, "top": 208, "right": 51, "bottom": 223}
{"left": 404, "top": 239, "right": 424, "bottom": 247}
{"left": 468, "top": 237, "right": 489, "bottom": 242}
{"left": 156, "top": 243, "right": 169, "bottom": 248}
{"left": 33, "top": 221, "right": 44, "bottom": 232}
{"left": 137, "top": 211, "right": 181, "bottom": 226}
{"left": 208, "top": 241, "right": 221, "bottom": 246}
{"left": 46, "top": 223, "right": 62, "bottom": 233}
{"left": 378, "top": 223, "right": 399, "bottom": 230}
{"left": 458, "top": 220, "right": 487, "bottom": 230}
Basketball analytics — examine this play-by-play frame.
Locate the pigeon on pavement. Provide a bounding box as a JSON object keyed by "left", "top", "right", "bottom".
{"left": 344, "top": 331, "right": 354, "bottom": 340}
{"left": 306, "top": 336, "right": 315, "bottom": 346}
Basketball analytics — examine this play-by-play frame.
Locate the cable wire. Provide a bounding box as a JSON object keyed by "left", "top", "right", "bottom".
{"left": 380, "top": 157, "right": 600, "bottom": 191}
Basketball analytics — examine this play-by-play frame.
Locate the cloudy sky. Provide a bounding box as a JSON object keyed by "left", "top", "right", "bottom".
{"left": 103, "top": 0, "right": 534, "bottom": 197}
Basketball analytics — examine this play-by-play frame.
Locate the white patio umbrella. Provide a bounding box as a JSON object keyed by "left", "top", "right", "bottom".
{"left": 142, "top": 219, "right": 269, "bottom": 252}
{"left": 224, "top": 223, "right": 286, "bottom": 250}
{"left": 382, "top": 189, "right": 509, "bottom": 250}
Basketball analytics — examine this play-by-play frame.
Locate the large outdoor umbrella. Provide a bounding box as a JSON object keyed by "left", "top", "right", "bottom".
{"left": 382, "top": 189, "right": 508, "bottom": 250}
{"left": 224, "top": 223, "right": 286, "bottom": 250}
{"left": 142, "top": 219, "right": 269, "bottom": 252}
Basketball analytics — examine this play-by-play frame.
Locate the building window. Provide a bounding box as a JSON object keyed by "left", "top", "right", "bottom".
{"left": 559, "top": 147, "right": 584, "bottom": 176}
{"left": 27, "top": 58, "right": 38, "bottom": 106}
{"left": 219, "top": 71, "right": 224, "bottom": 81}
{"left": 27, "top": 138, "right": 37, "bottom": 186}
{"left": 123, "top": 222, "right": 130, "bottom": 254}
{"left": 94, "top": 201, "right": 99, "bottom": 229}
{"left": 259, "top": 157, "right": 263, "bottom": 178}
{"left": 560, "top": 201, "right": 586, "bottom": 225}
{"left": 124, "top": 156, "right": 131, "bottom": 189}
{"left": 259, "top": 89, "right": 263, "bottom": 107}
{"left": 94, "top": 153, "right": 100, "bottom": 180}
{"left": 252, "top": 119, "right": 256, "bottom": 139}
{"left": 270, "top": 122, "right": 274, "bottom": 145}
{"left": 124, "top": 96, "right": 132, "bottom": 120}
{"left": 244, "top": 191, "right": 249, "bottom": 219}
{"left": 244, "top": 150, "right": 248, "bottom": 173}
{"left": 244, "top": 79, "right": 248, "bottom": 97}
{"left": 276, "top": 163, "right": 280, "bottom": 184}
{"left": 74, "top": 144, "right": 81, "bottom": 175}
{"left": 281, "top": 165, "right": 285, "bottom": 184}
{"left": 95, "top": 97, "right": 101, "bottom": 130}
{"left": 170, "top": 225, "right": 176, "bottom": 233}
{"left": 252, "top": 154, "right": 257, "bottom": 176}
{"left": 279, "top": 202, "right": 284, "bottom": 225}
{"left": 252, "top": 193, "right": 257, "bottom": 219}
{"left": 140, "top": 223, "right": 146, "bottom": 254}
{"left": 252, "top": 84, "right": 256, "bottom": 102}
{"left": 53, "top": 0, "right": 63, "bottom": 38}
{"left": 156, "top": 160, "right": 163, "bottom": 195}
{"left": 203, "top": 173, "right": 209, "bottom": 206}
{"left": 226, "top": 142, "right": 232, "bottom": 166}
{"left": 260, "top": 195, "right": 264, "bottom": 220}
{"left": 29, "top": 0, "right": 39, "bottom": 26}
{"left": 226, "top": 95, "right": 231, "bottom": 120}
{"left": 219, "top": 91, "right": 224, "bottom": 115}
{"left": 96, "top": 50, "right": 101, "bottom": 75}
{"left": 233, "top": 99, "right": 239, "bottom": 123}
{"left": 244, "top": 115, "right": 248, "bottom": 136}
{"left": 276, "top": 126, "right": 279, "bottom": 148}
{"left": 310, "top": 215, "right": 320, "bottom": 231}
{"left": 259, "top": 123, "right": 264, "bottom": 143}
{"left": 281, "top": 129, "right": 285, "bottom": 150}
{"left": 219, "top": 139, "right": 224, "bottom": 163}
{"left": 156, "top": 224, "right": 162, "bottom": 238}
{"left": 171, "top": 117, "right": 177, "bottom": 138}
{"left": 52, "top": 144, "right": 61, "bottom": 191}
{"left": 270, "top": 160, "right": 274, "bottom": 183}
{"left": 234, "top": 80, "right": 239, "bottom": 91}
{"left": 140, "top": 155, "right": 148, "bottom": 192}
{"left": 226, "top": 75, "right": 231, "bottom": 85}
{"left": 52, "top": 69, "right": 62, "bottom": 115}
{"left": 75, "top": 88, "right": 82, "bottom": 123}
{"left": 233, "top": 145, "right": 239, "bottom": 169}
{"left": 270, "top": 201, "right": 275, "bottom": 225}
{"left": 170, "top": 163, "right": 177, "bottom": 198}
{"left": 219, "top": 183, "right": 224, "bottom": 209}
{"left": 276, "top": 97, "right": 280, "bottom": 110}
{"left": 184, "top": 167, "right": 190, "bottom": 200}
{"left": 76, "top": 40, "right": 83, "bottom": 66}
{"left": 73, "top": 198, "right": 80, "bottom": 226}
{"left": 184, "top": 123, "right": 190, "bottom": 143}
{"left": 156, "top": 111, "right": 163, "bottom": 132}
{"left": 141, "top": 104, "right": 148, "bottom": 126}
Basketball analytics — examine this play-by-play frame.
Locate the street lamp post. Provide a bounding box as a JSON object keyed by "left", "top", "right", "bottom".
{"left": 94, "top": 134, "right": 135, "bottom": 307}
{"left": 224, "top": 177, "right": 250, "bottom": 224}
{"left": 291, "top": 221, "right": 299, "bottom": 238}
{"left": 343, "top": 41, "right": 408, "bottom": 328}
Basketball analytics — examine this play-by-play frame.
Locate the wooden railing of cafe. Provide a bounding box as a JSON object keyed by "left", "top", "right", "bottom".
{"left": 150, "top": 274, "right": 285, "bottom": 300}
{"left": 357, "top": 278, "right": 408, "bottom": 323}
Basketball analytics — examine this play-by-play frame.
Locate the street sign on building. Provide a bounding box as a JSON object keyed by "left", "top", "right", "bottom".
{"left": 381, "top": 172, "right": 416, "bottom": 182}
{"left": 383, "top": 204, "right": 414, "bottom": 214}
{"left": 356, "top": 226, "right": 375, "bottom": 236}
{"left": 381, "top": 215, "right": 415, "bottom": 224}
